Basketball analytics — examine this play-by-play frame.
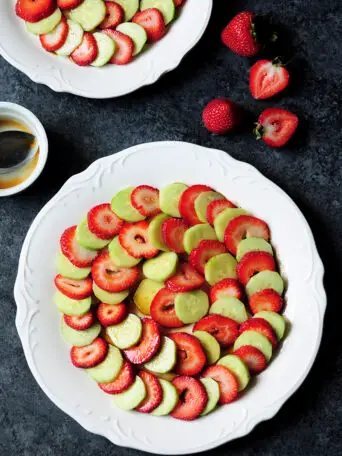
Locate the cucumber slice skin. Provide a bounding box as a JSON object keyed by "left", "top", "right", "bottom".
{"left": 151, "top": 379, "right": 178, "bottom": 416}
{"left": 106, "top": 314, "right": 142, "bottom": 349}
{"left": 86, "top": 345, "right": 123, "bottom": 383}
{"left": 148, "top": 213, "right": 170, "bottom": 251}
{"left": 234, "top": 330, "right": 273, "bottom": 362}
{"left": 246, "top": 271, "right": 284, "bottom": 297}
{"left": 209, "top": 297, "right": 248, "bottom": 324}
{"left": 236, "top": 237, "right": 273, "bottom": 262}
{"left": 140, "top": 0, "right": 175, "bottom": 25}
{"left": 142, "top": 252, "right": 178, "bottom": 282}
{"left": 61, "top": 319, "right": 101, "bottom": 347}
{"left": 54, "top": 291, "right": 92, "bottom": 316}
{"left": 26, "top": 8, "right": 62, "bottom": 35}
{"left": 116, "top": 22, "right": 147, "bottom": 56}
{"left": 93, "top": 282, "right": 129, "bottom": 304}
{"left": 254, "top": 311, "right": 286, "bottom": 340}
{"left": 217, "top": 354, "right": 250, "bottom": 391}
{"left": 194, "top": 191, "right": 225, "bottom": 223}
{"left": 214, "top": 208, "right": 249, "bottom": 242}
{"left": 76, "top": 218, "right": 110, "bottom": 250}
{"left": 56, "top": 252, "right": 91, "bottom": 279}
{"left": 115, "top": 0, "right": 139, "bottom": 21}
{"left": 111, "top": 187, "right": 146, "bottom": 222}
{"left": 200, "top": 378, "right": 220, "bottom": 416}
{"left": 183, "top": 223, "right": 217, "bottom": 254}
{"left": 174, "top": 290, "right": 209, "bottom": 324}
{"left": 144, "top": 336, "right": 176, "bottom": 373}
{"left": 56, "top": 20, "right": 84, "bottom": 56}
{"left": 193, "top": 331, "right": 220, "bottom": 365}
{"left": 69, "top": 0, "right": 106, "bottom": 32}
{"left": 204, "top": 253, "right": 237, "bottom": 285}
{"left": 108, "top": 236, "right": 141, "bottom": 268}
{"left": 159, "top": 183, "right": 188, "bottom": 218}
{"left": 133, "top": 279, "right": 164, "bottom": 315}
{"left": 112, "top": 376, "right": 146, "bottom": 411}
{"left": 91, "top": 32, "right": 116, "bottom": 67}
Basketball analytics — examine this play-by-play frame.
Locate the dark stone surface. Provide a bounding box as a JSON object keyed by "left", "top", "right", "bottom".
{"left": 0, "top": 0, "right": 341, "bottom": 454}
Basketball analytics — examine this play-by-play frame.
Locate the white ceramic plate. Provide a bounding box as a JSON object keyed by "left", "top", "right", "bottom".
{"left": 14, "top": 142, "right": 326, "bottom": 454}
{"left": 0, "top": 0, "right": 212, "bottom": 98}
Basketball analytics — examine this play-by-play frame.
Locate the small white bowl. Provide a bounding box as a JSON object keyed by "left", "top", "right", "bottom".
{"left": 0, "top": 102, "right": 48, "bottom": 197}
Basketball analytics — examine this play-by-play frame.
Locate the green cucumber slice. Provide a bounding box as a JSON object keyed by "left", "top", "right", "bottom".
{"left": 93, "top": 282, "right": 129, "bottom": 304}
{"left": 144, "top": 336, "right": 176, "bottom": 373}
{"left": 86, "top": 345, "right": 123, "bottom": 383}
{"left": 106, "top": 314, "right": 142, "bottom": 349}
{"left": 151, "top": 379, "right": 178, "bottom": 416}
{"left": 148, "top": 213, "right": 170, "bottom": 251}
{"left": 112, "top": 375, "right": 146, "bottom": 410}
{"left": 108, "top": 236, "right": 141, "bottom": 268}
{"left": 237, "top": 237, "right": 273, "bottom": 262}
{"left": 140, "top": 0, "right": 175, "bottom": 25}
{"left": 214, "top": 208, "right": 248, "bottom": 242}
{"left": 115, "top": 0, "right": 139, "bottom": 21}
{"left": 234, "top": 330, "right": 273, "bottom": 362}
{"left": 116, "top": 22, "right": 147, "bottom": 56}
{"left": 26, "top": 8, "right": 62, "bottom": 35}
{"left": 200, "top": 378, "right": 220, "bottom": 416}
{"left": 133, "top": 278, "right": 164, "bottom": 315}
{"left": 194, "top": 331, "right": 220, "bottom": 364}
{"left": 54, "top": 291, "right": 91, "bottom": 316}
{"left": 76, "top": 219, "right": 110, "bottom": 250}
{"left": 254, "top": 311, "right": 286, "bottom": 340}
{"left": 91, "top": 32, "right": 115, "bottom": 67}
{"left": 246, "top": 271, "right": 284, "bottom": 297}
{"left": 209, "top": 297, "right": 248, "bottom": 324}
{"left": 61, "top": 318, "right": 101, "bottom": 347}
{"left": 56, "top": 252, "right": 91, "bottom": 279}
{"left": 142, "top": 252, "right": 178, "bottom": 282}
{"left": 194, "top": 191, "right": 225, "bottom": 223}
{"left": 217, "top": 354, "right": 250, "bottom": 391}
{"left": 69, "top": 0, "right": 106, "bottom": 31}
{"left": 204, "top": 253, "right": 237, "bottom": 285}
{"left": 174, "top": 290, "right": 209, "bottom": 324}
{"left": 183, "top": 223, "right": 217, "bottom": 254}
{"left": 111, "top": 187, "right": 146, "bottom": 222}
{"left": 159, "top": 183, "right": 188, "bottom": 218}
{"left": 56, "top": 20, "right": 84, "bottom": 56}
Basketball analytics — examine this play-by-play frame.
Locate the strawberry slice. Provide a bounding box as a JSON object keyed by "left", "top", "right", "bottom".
{"left": 169, "top": 332, "right": 206, "bottom": 376}
{"left": 100, "top": 1, "right": 124, "bottom": 29}
{"left": 91, "top": 252, "right": 139, "bottom": 292}
{"left": 189, "top": 240, "right": 226, "bottom": 274}
{"left": 15, "top": 0, "right": 56, "bottom": 23}
{"left": 202, "top": 364, "right": 238, "bottom": 404}
{"left": 174, "top": 0, "right": 186, "bottom": 6}
{"left": 70, "top": 338, "right": 108, "bottom": 368}
{"left": 236, "top": 251, "right": 276, "bottom": 286}
{"left": 54, "top": 274, "right": 92, "bottom": 300}
{"left": 97, "top": 302, "right": 127, "bottom": 326}
{"left": 224, "top": 215, "right": 270, "bottom": 256}
{"left": 179, "top": 185, "right": 213, "bottom": 226}
{"left": 233, "top": 345, "right": 266, "bottom": 374}
{"left": 103, "top": 29, "right": 134, "bottom": 65}
{"left": 57, "top": 0, "right": 83, "bottom": 9}
{"left": 132, "top": 8, "right": 166, "bottom": 42}
{"left": 209, "top": 278, "right": 244, "bottom": 303}
{"left": 39, "top": 16, "right": 69, "bottom": 52}
{"left": 130, "top": 185, "right": 161, "bottom": 217}
{"left": 119, "top": 221, "right": 158, "bottom": 259}
{"left": 165, "top": 263, "right": 204, "bottom": 292}
{"left": 71, "top": 32, "right": 98, "bottom": 67}
{"left": 64, "top": 311, "right": 94, "bottom": 331}
{"left": 99, "top": 360, "right": 134, "bottom": 394}
{"left": 255, "top": 108, "right": 299, "bottom": 148}
{"left": 249, "top": 288, "right": 283, "bottom": 314}
{"left": 250, "top": 60, "right": 290, "bottom": 100}
{"left": 171, "top": 376, "right": 207, "bottom": 421}
{"left": 136, "top": 371, "right": 163, "bottom": 413}
{"left": 162, "top": 218, "right": 188, "bottom": 254}
{"left": 124, "top": 318, "right": 161, "bottom": 364}
{"left": 206, "top": 199, "right": 236, "bottom": 225}
{"left": 150, "top": 288, "right": 183, "bottom": 328}
{"left": 193, "top": 314, "right": 239, "bottom": 347}
{"left": 60, "top": 226, "right": 99, "bottom": 268}
{"left": 240, "top": 318, "right": 278, "bottom": 348}
{"left": 87, "top": 203, "right": 124, "bottom": 240}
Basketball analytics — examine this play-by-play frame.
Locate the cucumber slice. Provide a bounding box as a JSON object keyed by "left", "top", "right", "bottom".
{"left": 106, "top": 314, "right": 142, "bottom": 349}
{"left": 209, "top": 297, "right": 248, "bottom": 324}
{"left": 61, "top": 318, "right": 101, "bottom": 347}
{"left": 193, "top": 331, "right": 220, "bottom": 364}
{"left": 142, "top": 252, "right": 178, "bottom": 282}
{"left": 111, "top": 187, "right": 146, "bottom": 222}
{"left": 140, "top": 0, "right": 175, "bottom": 25}
{"left": 144, "top": 336, "right": 176, "bottom": 373}
{"left": 200, "top": 378, "right": 220, "bottom": 416}
{"left": 56, "top": 20, "right": 84, "bottom": 56}
{"left": 246, "top": 271, "right": 284, "bottom": 297}
{"left": 112, "top": 375, "right": 146, "bottom": 410}
{"left": 116, "top": 22, "right": 147, "bottom": 56}
{"left": 76, "top": 219, "right": 109, "bottom": 250}
{"left": 93, "top": 282, "right": 129, "bottom": 304}
{"left": 194, "top": 191, "right": 225, "bottom": 223}
{"left": 54, "top": 291, "right": 91, "bottom": 316}
{"left": 56, "top": 252, "right": 91, "bottom": 279}
{"left": 91, "top": 32, "right": 115, "bottom": 67}
{"left": 254, "top": 311, "right": 286, "bottom": 340}
{"left": 204, "top": 253, "right": 237, "bottom": 285}
{"left": 236, "top": 237, "right": 273, "bottom": 262}
{"left": 69, "top": 0, "right": 106, "bottom": 31}
{"left": 151, "top": 379, "right": 178, "bottom": 416}
{"left": 214, "top": 208, "right": 248, "bottom": 242}
{"left": 115, "top": 0, "right": 139, "bottom": 21}
{"left": 108, "top": 236, "right": 141, "bottom": 268}
{"left": 133, "top": 278, "right": 164, "bottom": 315}
{"left": 148, "top": 213, "right": 170, "bottom": 251}
{"left": 86, "top": 345, "right": 123, "bottom": 383}
{"left": 234, "top": 330, "right": 273, "bottom": 362}
{"left": 175, "top": 290, "right": 209, "bottom": 324}
{"left": 217, "top": 354, "right": 250, "bottom": 391}
{"left": 159, "top": 183, "right": 188, "bottom": 218}
{"left": 26, "top": 8, "right": 62, "bottom": 35}
{"left": 183, "top": 223, "right": 217, "bottom": 254}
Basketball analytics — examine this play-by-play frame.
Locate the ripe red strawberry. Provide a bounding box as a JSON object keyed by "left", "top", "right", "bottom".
{"left": 161, "top": 218, "right": 188, "bottom": 253}
{"left": 63, "top": 311, "right": 94, "bottom": 331}
{"left": 202, "top": 364, "right": 238, "bottom": 404}
{"left": 193, "top": 314, "right": 239, "bottom": 347}
{"left": 91, "top": 252, "right": 139, "bottom": 292}
{"left": 54, "top": 274, "right": 92, "bottom": 300}
{"left": 132, "top": 8, "right": 166, "bottom": 42}
{"left": 207, "top": 199, "right": 236, "bottom": 225}
{"left": 131, "top": 185, "right": 161, "bottom": 217}
{"left": 171, "top": 376, "right": 207, "bottom": 421}
{"left": 39, "top": 16, "right": 69, "bottom": 52}
{"left": 224, "top": 215, "right": 270, "bottom": 256}
{"left": 209, "top": 278, "right": 244, "bottom": 303}
{"left": 165, "top": 263, "right": 205, "bottom": 292}
{"left": 60, "top": 226, "right": 99, "bottom": 268}
{"left": 136, "top": 371, "right": 163, "bottom": 413}
{"left": 15, "top": 0, "right": 56, "bottom": 23}
{"left": 97, "top": 302, "right": 127, "bottom": 326}
{"left": 236, "top": 251, "right": 276, "bottom": 286}
{"left": 255, "top": 108, "right": 299, "bottom": 148}
{"left": 169, "top": 332, "right": 206, "bottom": 376}
{"left": 87, "top": 203, "right": 124, "bottom": 240}
{"left": 174, "top": 0, "right": 185, "bottom": 6}
{"left": 70, "top": 338, "right": 108, "bottom": 368}
{"left": 103, "top": 29, "right": 134, "bottom": 65}
{"left": 240, "top": 318, "right": 278, "bottom": 348}
{"left": 150, "top": 288, "right": 183, "bottom": 328}
{"left": 119, "top": 221, "right": 158, "bottom": 259}
{"left": 250, "top": 59, "right": 290, "bottom": 100}
{"left": 249, "top": 288, "right": 283, "bottom": 314}
{"left": 99, "top": 360, "right": 134, "bottom": 394}
{"left": 233, "top": 345, "right": 266, "bottom": 374}
{"left": 124, "top": 318, "right": 161, "bottom": 364}
{"left": 221, "top": 11, "right": 260, "bottom": 57}
{"left": 71, "top": 32, "right": 98, "bottom": 66}
{"left": 100, "top": 1, "right": 124, "bottom": 29}
{"left": 202, "top": 99, "right": 240, "bottom": 135}
{"left": 57, "top": 0, "right": 83, "bottom": 9}
{"left": 178, "top": 185, "right": 212, "bottom": 226}
{"left": 189, "top": 240, "right": 226, "bottom": 274}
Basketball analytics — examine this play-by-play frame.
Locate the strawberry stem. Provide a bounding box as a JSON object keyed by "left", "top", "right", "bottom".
{"left": 254, "top": 124, "right": 264, "bottom": 140}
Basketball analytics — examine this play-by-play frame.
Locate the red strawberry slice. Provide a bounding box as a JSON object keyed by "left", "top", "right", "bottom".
{"left": 193, "top": 315, "right": 239, "bottom": 347}
{"left": 206, "top": 199, "right": 236, "bottom": 225}
{"left": 103, "top": 29, "right": 134, "bottom": 65}
{"left": 165, "top": 263, "right": 204, "bottom": 292}
{"left": 132, "top": 8, "right": 166, "bottom": 42}
{"left": 255, "top": 108, "right": 299, "bottom": 148}
{"left": 119, "top": 221, "right": 158, "bottom": 259}
{"left": 202, "top": 364, "right": 238, "bottom": 404}
{"left": 150, "top": 288, "right": 183, "bottom": 328}
{"left": 54, "top": 274, "right": 92, "bottom": 300}
{"left": 179, "top": 185, "right": 213, "bottom": 226}
{"left": 130, "top": 185, "right": 161, "bottom": 217}
{"left": 71, "top": 32, "right": 98, "bottom": 66}
{"left": 250, "top": 59, "right": 290, "bottom": 100}
{"left": 97, "top": 302, "right": 127, "bottom": 326}
{"left": 240, "top": 318, "right": 278, "bottom": 349}
{"left": 169, "top": 332, "right": 206, "bottom": 376}
{"left": 221, "top": 11, "right": 260, "bottom": 57}
{"left": 15, "top": 0, "right": 56, "bottom": 23}
{"left": 189, "top": 240, "right": 226, "bottom": 274}
{"left": 100, "top": 1, "right": 124, "bottom": 29}
{"left": 70, "top": 338, "right": 108, "bottom": 368}
{"left": 39, "top": 16, "right": 68, "bottom": 52}
{"left": 249, "top": 288, "right": 283, "bottom": 314}
{"left": 224, "top": 215, "right": 270, "bottom": 256}
{"left": 236, "top": 251, "right": 276, "bottom": 286}
{"left": 87, "top": 203, "right": 124, "bottom": 240}
{"left": 124, "top": 318, "right": 161, "bottom": 364}
{"left": 57, "top": 0, "right": 83, "bottom": 9}
{"left": 60, "top": 226, "right": 99, "bottom": 268}
{"left": 162, "top": 218, "right": 188, "bottom": 254}
{"left": 136, "top": 371, "right": 163, "bottom": 413}
{"left": 233, "top": 345, "right": 266, "bottom": 374}
{"left": 209, "top": 278, "right": 244, "bottom": 303}
{"left": 171, "top": 376, "right": 207, "bottom": 421}
{"left": 99, "top": 360, "right": 134, "bottom": 394}
{"left": 63, "top": 311, "right": 94, "bottom": 331}
{"left": 174, "top": 0, "right": 185, "bottom": 6}
{"left": 91, "top": 252, "right": 139, "bottom": 292}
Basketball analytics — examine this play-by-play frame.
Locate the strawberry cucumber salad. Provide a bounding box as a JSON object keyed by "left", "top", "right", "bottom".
{"left": 15, "top": 0, "right": 185, "bottom": 66}
{"left": 54, "top": 183, "right": 287, "bottom": 421}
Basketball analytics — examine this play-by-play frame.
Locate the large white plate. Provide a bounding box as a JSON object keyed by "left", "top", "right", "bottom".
{"left": 0, "top": 0, "right": 212, "bottom": 98}
{"left": 14, "top": 141, "right": 326, "bottom": 454}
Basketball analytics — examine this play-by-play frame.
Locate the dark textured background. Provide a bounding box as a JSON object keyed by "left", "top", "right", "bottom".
{"left": 1, "top": 0, "right": 341, "bottom": 454}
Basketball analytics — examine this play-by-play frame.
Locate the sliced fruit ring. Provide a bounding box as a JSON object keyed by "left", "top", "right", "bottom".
{"left": 166, "top": 263, "right": 204, "bottom": 292}
{"left": 60, "top": 226, "right": 99, "bottom": 268}
{"left": 236, "top": 237, "right": 273, "bottom": 262}
{"left": 233, "top": 330, "right": 273, "bottom": 362}
{"left": 54, "top": 290, "right": 92, "bottom": 316}
{"left": 209, "top": 278, "right": 244, "bottom": 303}
{"left": 76, "top": 218, "right": 110, "bottom": 250}
{"left": 240, "top": 318, "right": 278, "bottom": 349}
{"left": 224, "top": 215, "right": 270, "bottom": 256}
{"left": 200, "top": 377, "right": 220, "bottom": 416}
{"left": 204, "top": 253, "right": 237, "bottom": 286}
{"left": 202, "top": 364, "right": 238, "bottom": 405}
{"left": 99, "top": 360, "right": 135, "bottom": 394}
{"left": 133, "top": 278, "right": 164, "bottom": 315}
{"left": 135, "top": 371, "right": 163, "bottom": 413}
{"left": 217, "top": 354, "right": 250, "bottom": 391}
{"left": 207, "top": 199, "right": 236, "bottom": 226}
{"left": 106, "top": 313, "right": 142, "bottom": 349}
{"left": 39, "top": 16, "right": 69, "bottom": 52}
{"left": 162, "top": 218, "right": 188, "bottom": 253}
{"left": 116, "top": 22, "right": 147, "bottom": 56}
{"left": 112, "top": 375, "right": 146, "bottom": 410}
{"left": 64, "top": 311, "right": 94, "bottom": 331}
{"left": 189, "top": 240, "right": 226, "bottom": 275}
{"left": 115, "top": 0, "right": 139, "bottom": 21}
{"left": 193, "top": 314, "right": 239, "bottom": 347}
{"left": 132, "top": 8, "right": 166, "bottom": 42}
{"left": 61, "top": 318, "right": 101, "bottom": 347}
{"left": 103, "top": 29, "right": 134, "bottom": 65}
{"left": 148, "top": 213, "right": 170, "bottom": 251}
{"left": 69, "top": 0, "right": 106, "bottom": 32}
{"left": 131, "top": 185, "right": 161, "bottom": 217}
{"left": 253, "top": 311, "right": 286, "bottom": 340}
{"left": 97, "top": 302, "right": 127, "bottom": 326}
{"left": 71, "top": 337, "right": 108, "bottom": 368}
{"left": 54, "top": 274, "right": 92, "bottom": 300}
{"left": 183, "top": 223, "right": 217, "bottom": 254}
{"left": 151, "top": 379, "right": 178, "bottom": 416}
{"left": 249, "top": 288, "right": 283, "bottom": 314}
{"left": 93, "top": 281, "right": 129, "bottom": 305}
{"left": 57, "top": 0, "right": 83, "bottom": 9}
{"left": 55, "top": 19, "right": 84, "bottom": 56}
{"left": 194, "top": 191, "right": 225, "bottom": 223}
{"left": 124, "top": 318, "right": 161, "bottom": 364}
{"left": 71, "top": 32, "right": 98, "bottom": 66}
{"left": 140, "top": 0, "right": 175, "bottom": 25}
{"left": 214, "top": 208, "right": 248, "bottom": 242}
{"left": 170, "top": 376, "right": 207, "bottom": 421}
{"left": 246, "top": 271, "right": 284, "bottom": 297}
{"left": 86, "top": 345, "right": 123, "bottom": 383}
{"left": 91, "top": 31, "right": 116, "bottom": 67}
{"left": 26, "top": 8, "right": 62, "bottom": 35}
{"left": 16, "top": 0, "right": 57, "bottom": 23}
{"left": 108, "top": 236, "right": 141, "bottom": 268}
{"left": 159, "top": 182, "right": 188, "bottom": 218}
{"left": 178, "top": 184, "right": 213, "bottom": 226}
{"left": 119, "top": 221, "right": 158, "bottom": 259}
{"left": 150, "top": 288, "right": 183, "bottom": 328}
{"left": 193, "top": 330, "right": 221, "bottom": 365}
{"left": 144, "top": 336, "right": 176, "bottom": 374}
{"left": 233, "top": 345, "right": 267, "bottom": 374}
{"left": 169, "top": 332, "right": 206, "bottom": 376}
{"left": 209, "top": 296, "right": 248, "bottom": 324}
{"left": 56, "top": 252, "right": 91, "bottom": 280}
{"left": 100, "top": 1, "right": 124, "bottom": 29}
{"left": 111, "top": 187, "right": 145, "bottom": 221}
{"left": 88, "top": 203, "right": 124, "bottom": 240}
{"left": 174, "top": 290, "right": 209, "bottom": 325}
{"left": 143, "top": 251, "right": 178, "bottom": 282}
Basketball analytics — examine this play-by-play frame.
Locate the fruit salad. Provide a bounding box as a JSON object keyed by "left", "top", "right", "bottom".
{"left": 54, "top": 183, "right": 287, "bottom": 421}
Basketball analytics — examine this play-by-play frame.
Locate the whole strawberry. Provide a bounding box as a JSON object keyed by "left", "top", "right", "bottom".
{"left": 202, "top": 98, "right": 239, "bottom": 134}
{"left": 221, "top": 11, "right": 260, "bottom": 57}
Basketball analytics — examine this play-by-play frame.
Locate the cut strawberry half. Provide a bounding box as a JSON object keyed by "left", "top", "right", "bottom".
{"left": 131, "top": 185, "right": 161, "bottom": 217}
{"left": 224, "top": 215, "right": 270, "bottom": 256}
{"left": 250, "top": 59, "right": 290, "bottom": 100}
{"left": 99, "top": 360, "right": 135, "bottom": 394}
{"left": 103, "top": 29, "right": 134, "bottom": 65}
{"left": 165, "top": 263, "right": 204, "bottom": 292}
{"left": 63, "top": 311, "right": 94, "bottom": 331}
{"left": 240, "top": 318, "right": 278, "bottom": 348}
{"left": 168, "top": 332, "right": 206, "bottom": 376}
{"left": 171, "top": 376, "right": 207, "bottom": 421}
{"left": 162, "top": 218, "right": 188, "bottom": 254}
{"left": 202, "top": 364, "right": 238, "bottom": 404}
{"left": 150, "top": 288, "right": 183, "bottom": 328}
{"left": 206, "top": 199, "right": 236, "bottom": 225}
{"left": 179, "top": 185, "right": 213, "bottom": 225}
{"left": 70, "top": 338, "right": 108, "bottom": 369}
{"left": 119, "top": 221, "right": 158, "bottom": 259}
{"left": 233, "top": 345, "right": 266, "bottom": 374}
{"left": 71, "top": 32, "right": 98, "bottom": 66}
{"left": 54, "top": 274, "right": 92, "bottom": 300}
{"left": 236, "top": 251, "right": 276, "bottom": 286}
{"left": 15, "top": 0, "right": 56, "bottom": 23}
{"left": 209, "top": 278, "right": 244, "bottom": 303}
{"left": 87, "top": 203, "right": 124, "bottom": 240}
{"left": 97, "top": 302, "right": 127, "bottom": 326}
{"left": 136, "top": 371, "right": 163, "bottom": 413}
{"left": 91, "top": 252, "right": 139, "bottom": 292}
{"left": 189, "top": 240, "right": 226, "bottom": 274}
{"left": 124, "top": 318, "right": 161, "bottom": 364}
{"left": 132, "top": 8, "right": 166, "bottom": 42}
{"left": 57, "top": 0, "right": 83, "bottom": 9}
{"left": 193, "top": 315, "right": 239, "bottom": 347}
{"left": 60, "top": 226, "right": 99, "bottom": 268}
{"left": 249, "top": 288, "right": 283, "bottom": 314}
{"left": 39, "top": 16, "right": 68, "bottom": 52}
{"left": 100, "top": 1, "right": 124, "bottom": 29}
{"left": 255, "top": 108, "right": 299, "bottom": 148}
